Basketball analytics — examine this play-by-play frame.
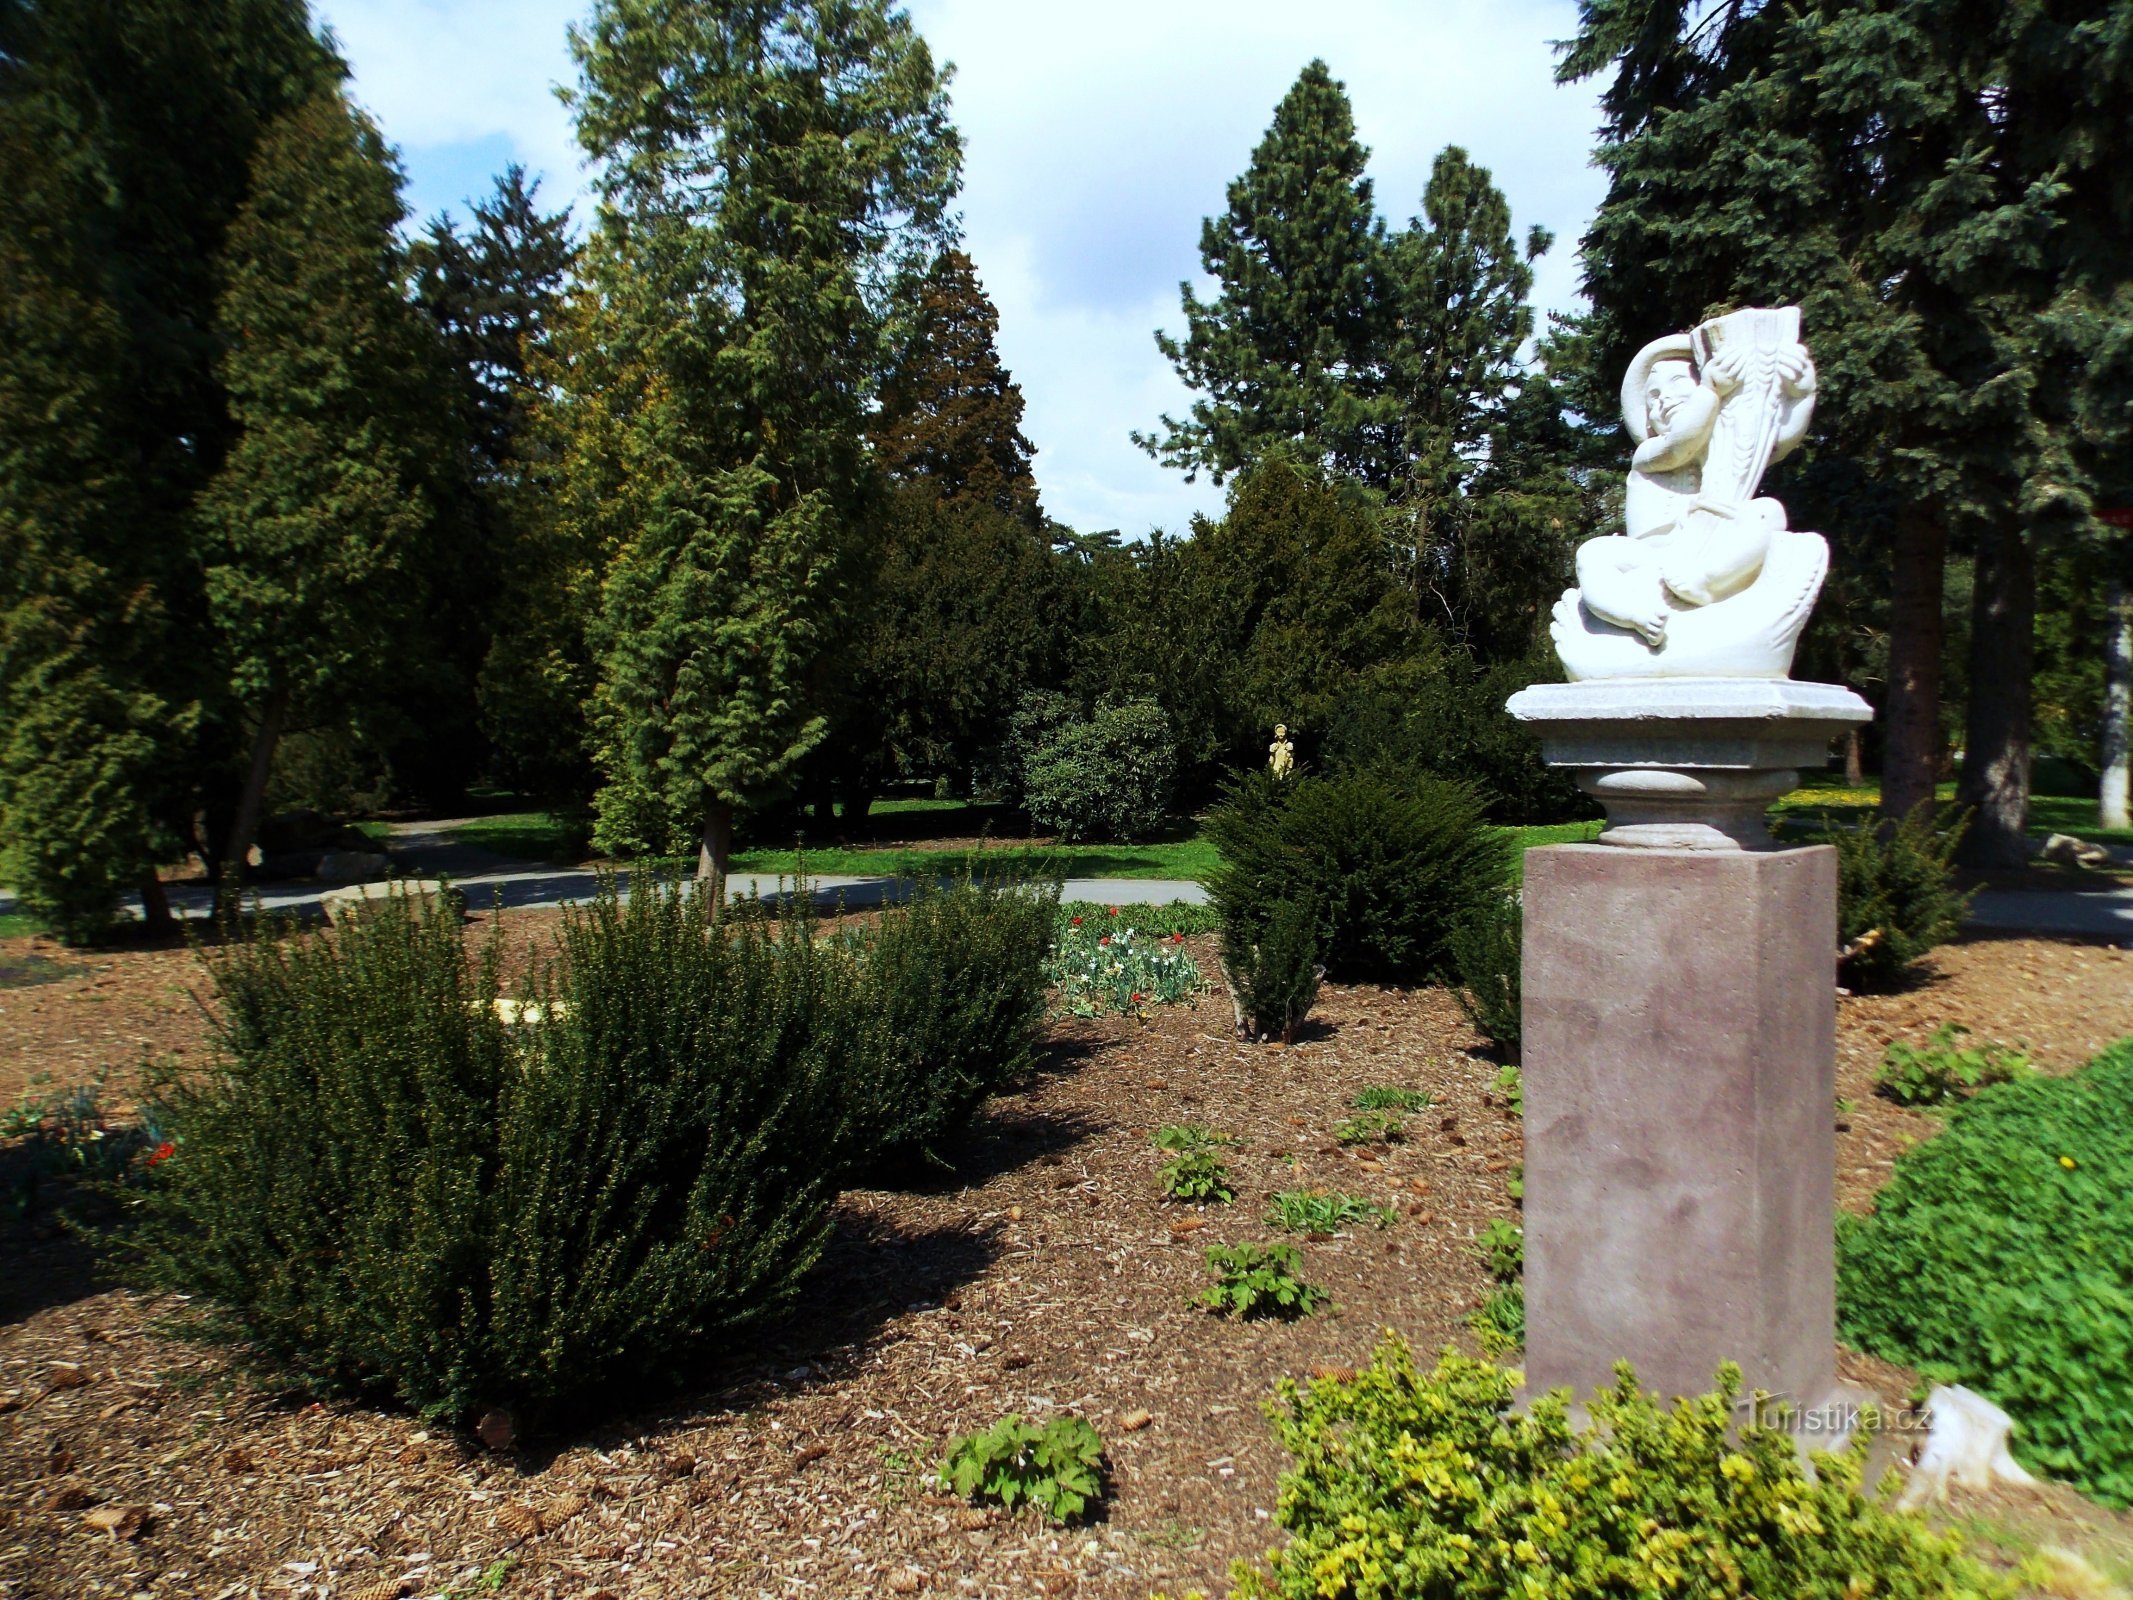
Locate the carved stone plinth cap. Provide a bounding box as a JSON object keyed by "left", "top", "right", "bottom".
{"left": 1506, "top": 678, "right": 1872, "bottom": 851}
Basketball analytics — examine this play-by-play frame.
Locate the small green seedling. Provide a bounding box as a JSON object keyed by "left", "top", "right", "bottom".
{"left": 1153, "top": 1122, "right": 1236, "bottom": 1152}
{"left": 1159, "top": 1147, "right": 1235, "bottom": 1203}
{"left": 1349, "top": 1085, "right": 1432, "bottom": 1112}
{"left": 1198, "top": 1241, "right": 1326, "bottom": 1319}
{"left": 1475, "top": 1217, "right": 1523, "bottom": 1282}
{"left": 1267, "top": 1189, "right": 1392, "bottom": 1233}
{"left": 1494, "top": 1063, "right": 1524, "bottom": 1116}
{"left": 1876, "top": 1024, "right": 2030, "bottom": 1108}
{"left": 938, "top": 1414, "right": 1106, "bottom": 1523}
{"left": 1333, "top": 1110, "right": 1404, "bottom": 1146}
{"left": 1469, "top": 1283, "right": 1525, "bottom": 1355}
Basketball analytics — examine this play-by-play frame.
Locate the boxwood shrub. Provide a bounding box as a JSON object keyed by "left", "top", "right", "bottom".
{"left": 1201, "top": 1336, "right": 2007, "bottom": 1599}
{"left": 1838, "top": 1037, "right": 2133, "bottom": 1506}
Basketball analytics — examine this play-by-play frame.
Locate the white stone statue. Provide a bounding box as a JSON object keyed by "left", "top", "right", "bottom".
{"left": 1553, "top": 306, "right": 1826, "bottom": 680}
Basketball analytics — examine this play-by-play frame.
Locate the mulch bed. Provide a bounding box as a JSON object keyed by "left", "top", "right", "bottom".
{"left": 3, "top": 924, "right": 2132, "bottom": 1598}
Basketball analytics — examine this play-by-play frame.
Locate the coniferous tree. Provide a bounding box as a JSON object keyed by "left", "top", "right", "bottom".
{"left": 563, "top": 0, "right": 960, "bottom": 895}
{"left": 873, "top": 248, "right": 1041, "bottom": 525}
{"left": 0, "top": 0, "right": 338, "bottom": 936}
{"left": 818, "top": 248, "right": 1056, "bottom": 801}
{"left": 1135, "top": 60, "right": 1390, "bottom": 486}
{"left": 197, "top": 88, "right": 446, "bottom": 884}
{"left": 1382, "top": 146, "right": 1557, "bottom": 649}
{"left": 413, "top": 167, "right": 584, "bottom": 801}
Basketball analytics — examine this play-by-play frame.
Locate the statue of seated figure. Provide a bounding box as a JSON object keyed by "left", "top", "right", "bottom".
{"left": 1553, "top": 306, "right": 1828, "bottom": 681}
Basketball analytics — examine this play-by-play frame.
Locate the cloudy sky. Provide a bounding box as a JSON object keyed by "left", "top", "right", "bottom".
{"left": 314, "top": 0, "right": 1611, "bottom": 538}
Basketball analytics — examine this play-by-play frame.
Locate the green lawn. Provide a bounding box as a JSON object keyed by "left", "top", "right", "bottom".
{"left": 446, "top": 810, "right": 589, "bottom": 863}
{"left": 1772, "top": 779, "right": 2132, "bottom": 847}
{"left": 0, "top": 912, "right": 40, "bottom": 941}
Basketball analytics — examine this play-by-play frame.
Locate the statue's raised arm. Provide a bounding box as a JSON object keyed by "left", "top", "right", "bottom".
{"left": 1552, "top": 306, "right": 1829, "bottom": 681}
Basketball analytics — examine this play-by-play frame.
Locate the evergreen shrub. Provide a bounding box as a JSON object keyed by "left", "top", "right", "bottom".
{"left": 1205, "top": 769, "right": 1504, "bottom": 984}
{"left": 1323, "top": 657, "right": 1591, "bottom": 826}
{"left": 1826, "top": 803, "right": 1973, "bottom": 990}
{"left": 1220, "top": 894, "right": 1321, "bottom": 1043}
{"left": 1020, "top": 697, "right": 1178, "bottom": 842}
{"left": 129, "top": 872, "right": 1056, "bottom": 1427}
{"left": 1207, "top": 1338, "right": 2006, "bottom": 1599}
{"left": 1449, "top": 890, "right": 1521, "bottom": 1052}
{"left": 1838, "top": 1038, "right": 2133, "bottom": 1506}
{"left": 847, "top": 874, "right": 1057, "bottom": 1177}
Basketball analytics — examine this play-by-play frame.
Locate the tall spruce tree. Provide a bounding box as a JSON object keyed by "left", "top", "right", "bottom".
{"left": 563, "top": 0, "right": 960, "bottom": 895}
{"left": 1135, "top": 60, "right": 1390, "bottom": 486}
{"left": 196, "top": 88, "right": 446, "bottom": 883}
{"left": 0, "top": 0, "right": 339, "bottom": 937}
{"left": 1560, "top": 0, "right": 2130, "bottom": 860}
{"left": 413, "top": 167, "right": 582, "bottom": 802}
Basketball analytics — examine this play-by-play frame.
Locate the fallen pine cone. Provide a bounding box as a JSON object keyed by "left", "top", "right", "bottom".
{"left": 888, "top": 1569, "right": 927, "bottom": 1594}
{"left": 543, "top": 1493, "right": 590, "bottom": 1529}
{"left": 44, "top": 1483, "right": 93, "bottom": 1512}
{"left": 496, "top": 1503, "right": 545, "bottom": 1541}
{"left": 1000, "top": 1352, "right": 1033, "bottom": 1371}
{"left": 1167, "top": 1218, "right": 1205, "bottom": 1238}
{"left": 955, "top": 1507, "right": 991, "bottom": 1531}
{"left": 81, "top": 1504, "right": 147, "bottom": 1540}
{"left": 46, "top": 1364, "right": 91, "bottom": 1391}
{"left": 344, "top": 1577, "right": 412, "bottom": 1600}
{"left": 793, "top": 1443, "right": 830, "bottom": 1468}
{"left": 1118, "top": 1409, "right": 1153, "bottom": 1433}
{"left": 220, "top": 1447, "right": 256, "bottom": 1474}
{"left": 1310, "top": 1366, "right": 1357, "bottom": 1385}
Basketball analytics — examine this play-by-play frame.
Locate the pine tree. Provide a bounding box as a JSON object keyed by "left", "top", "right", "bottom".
{"left": 1135, "top": 60, "right": 1390, "bottom": 487}
{"left": 1381, "top": 146, "right": 1556, "bottom": 651}
{"left": 0, "top": 0, "right": 337, "bottom": 936}
{"left": 197, "top": 88, "right": 444, "bottom": 883}
{"left": 563, "top": 0, "right": 961, "bottom": 895}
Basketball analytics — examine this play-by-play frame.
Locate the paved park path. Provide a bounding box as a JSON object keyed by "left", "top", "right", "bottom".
{"left": 8, "top": 818, "right": 2132, "bottom": 940}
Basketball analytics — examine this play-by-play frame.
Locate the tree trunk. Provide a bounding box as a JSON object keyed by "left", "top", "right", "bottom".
{"left": 1881, "top": 506, "right": 1946, "bottom": 823}
{"left": 221, "top": 687, "right": 292, "bottom": 899}
{"left": 698, "top": 798, "right": 734, "bottom": 920}
{"left": 2102, "top": 575, "right": 2130, "bottom": 832}
{"left": 1843, "top": 727, "right": 1864, "bottom": 789}
{"left": 137, "top": 873, "right": 175, "bottom": 936}
{"left": 1957, "top": 525, "right": 2036, "bottom": 867}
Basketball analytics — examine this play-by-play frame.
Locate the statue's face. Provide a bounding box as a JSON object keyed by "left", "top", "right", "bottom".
{"left": 1645, "top": 358, "right": 1697, "bottom": 433}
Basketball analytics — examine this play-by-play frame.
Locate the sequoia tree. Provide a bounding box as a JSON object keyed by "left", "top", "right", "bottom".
{"left": 563, "top": 0, "right": 960, "bottom": 896}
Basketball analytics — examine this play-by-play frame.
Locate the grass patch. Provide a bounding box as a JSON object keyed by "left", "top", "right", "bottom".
{"left": 0, "top": 912, "right": 42, "bottom": 941}
{"left": 726, "top": 837, "right": 1225, "bottom": 882}
{"left": 446, "top": 810, "right": 589, "bottom": 863}
{"left": 1266, "top": 1190, "right": 1392, "bottom": 1233}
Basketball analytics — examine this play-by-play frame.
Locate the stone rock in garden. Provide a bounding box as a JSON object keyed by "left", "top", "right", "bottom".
{"left": 320, "top": 879, "right": 457, "bottom": 924}
{"left": 316, "top": 849, "right": 391, "bottom": 884}
{"left": 2037, "top": 832, "right": 2115, "bottom": 869}
{"left": 1897, "top": 1384, "right": 2037, "bottom": 1508}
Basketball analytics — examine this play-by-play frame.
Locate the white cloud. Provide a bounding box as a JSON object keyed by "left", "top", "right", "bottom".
{"left": 320, "top": 0, "right": 1608, "bottom": 535}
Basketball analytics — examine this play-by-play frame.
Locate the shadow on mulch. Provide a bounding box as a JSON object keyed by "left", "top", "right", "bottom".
{"left": 0, "top": 1210, "right": 108, "bottom": 1325}
{"left": 509, "top": 1209, "right": 1005, "bottom": 1474}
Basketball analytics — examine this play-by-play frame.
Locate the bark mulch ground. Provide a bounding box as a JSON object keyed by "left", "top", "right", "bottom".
{"left": 2, "top": 922, "right": 2131, "bottom": 1599}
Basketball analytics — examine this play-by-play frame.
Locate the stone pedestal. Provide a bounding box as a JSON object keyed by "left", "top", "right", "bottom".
{"left": 1522, "top": 842, "right": 1841, "bottom": 1411}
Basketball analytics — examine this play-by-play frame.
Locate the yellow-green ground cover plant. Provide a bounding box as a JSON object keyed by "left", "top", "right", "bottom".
{"left": 1839, "top": 1037, "right": 2133, "bottom": 1506}
{"left": 1165, "top": 1336, "right": 2008, "bottom": 1599}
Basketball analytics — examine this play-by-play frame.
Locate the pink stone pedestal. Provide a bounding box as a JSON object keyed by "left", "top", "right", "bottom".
{"left": 1521, "top": 842, "right": 1840, "bottom": 1413}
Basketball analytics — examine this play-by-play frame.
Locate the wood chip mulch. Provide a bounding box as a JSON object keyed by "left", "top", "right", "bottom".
{"left": 2, "top": 925, "right": 2131, "bottom": 1598}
